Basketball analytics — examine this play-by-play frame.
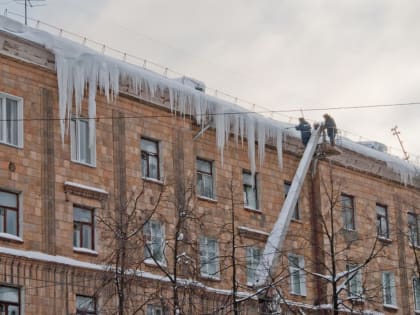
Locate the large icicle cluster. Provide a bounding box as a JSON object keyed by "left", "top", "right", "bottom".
{"left": 0, "top": 15, "right": 419, "bottom": 183}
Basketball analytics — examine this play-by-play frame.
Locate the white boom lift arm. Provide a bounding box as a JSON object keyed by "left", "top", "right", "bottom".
{"left": 255, "top": 125, "right": 323, "bottom": 286}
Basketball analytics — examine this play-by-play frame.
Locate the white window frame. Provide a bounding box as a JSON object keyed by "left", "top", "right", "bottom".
{"left": 70, "top": 117, "right": 96, "bottom": 166}
{"left": 342, "top": 194, "right": 355, "bottom": 231}
{"left": 288, "top": 254, "right": 306, "bottom": 296}
{"left": 73, "top": 206, "right": 95, "bottom": 251}
{"left": 382, "top": 271, "right": 397, "bottom": 307}
{"left": 414, "top": 278, "right": 420, "bottom": 312}
{"left": 376, "top": 204, "right": 389, "bottom": 239}
{"left": 200, "top": 236, "right": 220, "bottom": 279}
{"left": 0, "top": 189, "right": 20, "bottom": 238}
{"left": 0, "top": 93, "right": 23, "bottom": 148}
{"left": 147, "top": 304, "right": 163, "bottom": 315}
{"left": 196, "top": 158, "right": 215, "bottom": 200}
{"left": 346, "top": 264, "right": 363, "bottom": 299}
{"left": 76, "top": 294, "right": 96, "bottom": 314}
{"left": 0, "top": 285, "right": 20, "bottom": 315}
{"left": 408, "top": 212, "right": 420, "bottom": 247}
{"left": 144, "top": 221, "right": 166, "bottom": 265}
{"left": 246, "top": 246, "right": 261, "bottom": 286}
{"left": 243, "top": 171, "right": 259, "bottom": 210}
{"left": 141, "top": 137, "right": 161, "bottom": 181}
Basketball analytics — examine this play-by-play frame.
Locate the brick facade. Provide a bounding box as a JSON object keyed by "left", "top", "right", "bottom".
{"left": 0, "top": 29, "right": 419, "bottom": 314}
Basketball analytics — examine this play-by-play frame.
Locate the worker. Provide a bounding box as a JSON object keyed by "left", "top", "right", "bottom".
{"left": 323, "top": 113, "right": 336, "bottom": 146}
{"left": 295, "top": 117, "right": 311, "bottom": 146}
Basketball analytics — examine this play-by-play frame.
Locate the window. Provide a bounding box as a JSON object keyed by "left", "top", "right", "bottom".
{"left": 346, "top": 264, "right": 363, "bottom": 299}
{"left": 243, "top": 171, "right": 258, "bottom": 210}
{"left": 147, "top": 305, "right": 163, "bottom": 315}
{"left": 414, "top": 278, "right": 420, "bottom": 311}
{"left": 141, "top": 138, "right": 160, "bottom": 180}
{"left": 0, "top": 190, "right": 19, "bottom": 236}
{"left": 376, "top": 204, "right": 389, "bottom": 239}
{"left": 408, "top": 213, "right": 420, "bottom": 247}
{"left": 71, "top": 117, "right": 95, "bottom": 165}
{"left": 76, "top": 295, "right": 96, "bottom": 315}
{"left": 342, "top": 194, "right": 355, "bottom": 230}
{"left": 73, "top": 206, "right": 94, "bottom": 250}
{"left": 200, "top": 236, "right": 220, "bottom": 278}
{"left": 0, "top": 94, "right": 23, "bottom": 147}
{"left": 288, "top": 254, "right": 306, "bottom": 296}
{"left": 0, "top": 286, "right": 19, "bottom": 315}
{"left": 196, "top": 158, "right": 214, "bottom": 199}
{"left": 382, "top": 272, "right": 396, "bottom": 306}
{"left": 144, "top": 221, "right": 165, "bottom": 264}
{"left": 246, "top": 247, "right": 261, "bottom": 286}
{"left": 284, "top": 182, "right": 300, "bottom": 220}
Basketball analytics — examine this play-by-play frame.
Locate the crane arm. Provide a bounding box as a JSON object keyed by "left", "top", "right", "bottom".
{"left": 255, "top": 125, "right": 322, "bottom": 286}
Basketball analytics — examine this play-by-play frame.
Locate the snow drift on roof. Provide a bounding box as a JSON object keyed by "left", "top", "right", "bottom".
{"left": 0, "top": 15, "right": 418, "bottom": 183}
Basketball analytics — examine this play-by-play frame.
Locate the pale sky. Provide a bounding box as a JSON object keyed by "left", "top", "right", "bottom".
{"left": 2, "top": 0, "right": 420, "bottom": 162}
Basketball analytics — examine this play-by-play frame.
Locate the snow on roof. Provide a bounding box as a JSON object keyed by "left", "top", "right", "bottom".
{"left": 0, "top": 15, "right": 418, "bottom": 184}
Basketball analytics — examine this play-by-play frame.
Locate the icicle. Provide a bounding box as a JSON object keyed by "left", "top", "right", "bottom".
{"left": 246, "top": 117, "right": 256, "bottom": 175}
{"left": 276, "top": 129, "right": 283, "bottom": 169}
{"left": 257, "top": 120, "right": 266, "bottom": 167}
{"left": 88, "top": 69, "right": 97, "bottom": 151}
{"left": 55, "top": 54, "right": 70, "bottom": 144}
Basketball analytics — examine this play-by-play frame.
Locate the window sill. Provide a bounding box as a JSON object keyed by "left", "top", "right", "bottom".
{"left": 0, "top": 233, "right": 23, "bottom": 243}
{"left": 378, "top": 237, "right": 392, "bottom": 244}
{"left": 73, "top": 247, "right": 98, "bottom": 256}
{"left": 0, "top": 141, "right": 22, "bottom": 149}
{"left": 142, "top": 177, "right": 164, "bottom": 185}
{"left": 200, "top": 275, "right": 221, "bottom": 282}
{"left": 290, "top": 292, "right": 306, "bottom": 297}
{"left": 291, "top": 218, "right": 302, "bottom": 224}
{"left": 244, "top": 207, "right": 261, "bottom": 213}
{"left": 144, "top": 258, "right": 166, "bottom": 267}
{"left": 348, "top": 297, "right": 365, "bottom": 304}
{"left": 383, "top": 304, "right": 398, "bottom": 310}
{"left": 197, "top": 196, "right": 217, "bottom": 203}
{"left": 71, "top": 159, "right": 96, "bottom": 168}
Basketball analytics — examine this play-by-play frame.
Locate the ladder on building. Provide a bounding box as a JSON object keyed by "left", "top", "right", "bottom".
{"left": 255, "top": 125, "right": 323, "bottom": 286}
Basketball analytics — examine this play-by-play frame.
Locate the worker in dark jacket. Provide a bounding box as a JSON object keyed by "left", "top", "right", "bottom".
{"left": 295, "top": 117, "right": 311, "bottom": 146}
{"left": 323, "top": 113, "right": 336, "bottom": 146}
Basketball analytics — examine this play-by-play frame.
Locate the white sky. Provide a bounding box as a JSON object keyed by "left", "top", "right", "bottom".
{"left": 2, "top": 0, "right": 420, "bottom": 161}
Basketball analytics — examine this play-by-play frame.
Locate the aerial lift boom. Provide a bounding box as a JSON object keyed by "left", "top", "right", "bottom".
{"left": 255, "top": 125, "right": 323, "bottom": 286}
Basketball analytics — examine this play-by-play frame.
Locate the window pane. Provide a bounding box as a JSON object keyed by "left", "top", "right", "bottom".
{"left": 414, "top": 279, "right": 420, "bottom": 310}
{"left": 0, "top": 286, "right": 19, "bottom": 303}
{"left": 8, "top": 305, "right": 18, "bottom": 315}
{"left": 73, "top": 223, "right": 80, "bottom": 247}
{"left": 142, "top": 139, "right": 158, "bottom": 153}
{"left": 202, "top": 175, "right": 213, "bottom": 198}
{"left": 245, "top": 187, "right": 257, "bottom": 209}
{"left": 79, "top": 120, "right": 89, "bottom": 163}
{"left": 197, "top": 159, "right": 211, "bottom": 173}
{"left": 6, "top": 99, "right": 18, "bottom": 146}
{"left": 76, "top": 295, "right": 95, "bottom": 311}
{"left": 292, "top": 270, "right": 301, "bottom": 294}
{"left": 6, "top": 210, "right": 17, "bottom": 235}
{"left": 0, "top": 192, "right": 17, "bottom": 208}
{"left": 82, "top": 225, "right": 92, "bottom": 249}
{"left": 243, "top": 172, "right": 252, "bottom": 185}
{"left": 141, "top": 154, "right": 148, "bottom": 177}
{"left": 74, "top": 208, "right": 92, "bottom": 223}
{"left": 0, "top": 209, "right": 3, "bottom": 233}
{"left": 149, "top": 156, "right": 158, "bottom": 179}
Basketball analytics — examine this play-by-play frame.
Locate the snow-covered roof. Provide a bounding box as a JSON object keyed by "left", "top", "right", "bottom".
{"left": 0, "top": 15, "right": 418, "bottom": 184}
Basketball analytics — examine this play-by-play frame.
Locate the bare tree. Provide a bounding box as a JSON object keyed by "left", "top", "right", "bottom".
{"left": 95, "top": 182, "right": 164, "bottom": 315}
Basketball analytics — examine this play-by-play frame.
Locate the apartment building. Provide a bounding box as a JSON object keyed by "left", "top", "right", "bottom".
{"left": 0, "top": 15, "right": 419, "bottom": 314}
